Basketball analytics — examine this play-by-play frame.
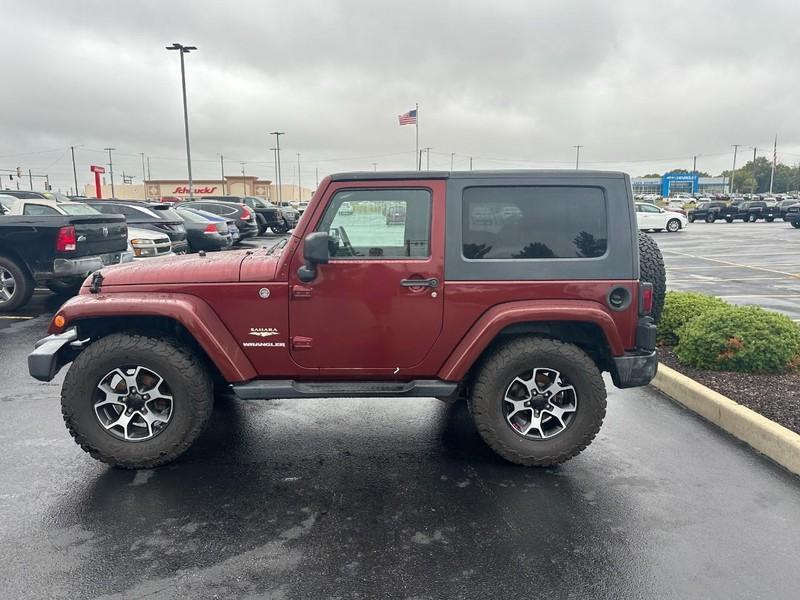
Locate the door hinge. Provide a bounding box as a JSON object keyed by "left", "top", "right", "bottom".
{"left": 291, "top": 336, "right": 313, "bottom": 350}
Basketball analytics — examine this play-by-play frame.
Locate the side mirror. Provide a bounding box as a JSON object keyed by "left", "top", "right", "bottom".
{"left": 297, "top": 231, "right": 329, "bottom": 283}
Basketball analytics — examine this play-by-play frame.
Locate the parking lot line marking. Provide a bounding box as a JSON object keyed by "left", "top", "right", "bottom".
{"left": 663, "top": 249, "right": 800, "bottom": 280}
{"left": 667, "top": 276, "right": 792, "bottom": 282}
{"left": 0, "top": 315, "right": 34, "bottom": 320}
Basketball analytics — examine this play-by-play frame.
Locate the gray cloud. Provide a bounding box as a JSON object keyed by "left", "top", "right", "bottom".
{"left": 1, "top": 0, "right": 799, "bottom": 192}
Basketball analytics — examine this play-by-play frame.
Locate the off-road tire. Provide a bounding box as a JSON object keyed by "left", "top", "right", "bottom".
{"left": 0, "top": 255, "right": 34, "bottom": 312}
{"left": 638, "top": 231, "right": 666, "bottom": 323}
{"left": 61, "top": 333, "right": 214, "bottom": 469}
{"left": 470, "top": 337, "right": 606, "bottom": 467}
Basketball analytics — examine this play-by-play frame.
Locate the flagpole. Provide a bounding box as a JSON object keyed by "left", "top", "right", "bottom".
{"left": 415, "top": 102, "right": 419, "bottom": 171}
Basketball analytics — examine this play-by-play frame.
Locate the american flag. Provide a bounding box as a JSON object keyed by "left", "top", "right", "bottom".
{"left": 398, "top": 109, "right": 417, "bottom": 126}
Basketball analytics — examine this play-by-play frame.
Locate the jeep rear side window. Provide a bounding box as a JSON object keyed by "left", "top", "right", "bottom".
{"left": 462, "top": 186, "right": 607, "bottom": 260}
{"left": 317, "top": 189, "right": 431, "bottom": 259}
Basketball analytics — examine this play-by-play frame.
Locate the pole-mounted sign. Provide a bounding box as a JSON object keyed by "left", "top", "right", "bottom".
{"left": 90, "top": 165, "right": 106, "bottom": 199}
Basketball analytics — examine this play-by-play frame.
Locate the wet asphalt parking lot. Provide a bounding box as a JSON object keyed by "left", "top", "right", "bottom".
{"left": 1, "top": 231, "right": 800, "bottom": 599}
{"left": 655, "top": 220, "right": 800, "bottom": 320}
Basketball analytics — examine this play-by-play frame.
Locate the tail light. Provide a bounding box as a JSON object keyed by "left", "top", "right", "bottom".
{"left": 55, "top": 226, "right": 77, "bottom": 252}
{"left": 241, "top": 207, "right": 252, "bottom": 219}
{"left": 203, "top": 223, "right": 217, "bottom": 234}
{"left": 639, "top": 282, "right": 654, "bottom": 315}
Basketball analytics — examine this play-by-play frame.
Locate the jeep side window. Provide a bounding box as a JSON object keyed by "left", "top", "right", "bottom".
{"left": 317, "top": 189, "right": 431, "bottom": 259}
{"left": 462, "top": 186, "right": 607, "bottom": 260}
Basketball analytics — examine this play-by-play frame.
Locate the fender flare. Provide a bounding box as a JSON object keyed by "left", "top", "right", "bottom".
{"left": 51, "top": 292, "right": 257, "bottom": 382}
{"left": 437, "top": 300, "right": 624, "bottom": 381}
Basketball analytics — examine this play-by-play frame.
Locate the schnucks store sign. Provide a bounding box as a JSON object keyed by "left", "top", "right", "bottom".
{"left": 171, "top": 186, "right": 219, "bottom": 194}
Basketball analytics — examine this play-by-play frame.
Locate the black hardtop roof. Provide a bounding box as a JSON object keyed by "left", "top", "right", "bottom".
{"left": 329, "top": 169, "right": 627, "bottom": 182}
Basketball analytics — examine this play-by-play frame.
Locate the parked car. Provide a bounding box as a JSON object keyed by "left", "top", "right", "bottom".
{"left": 30, "top": 169, "right": 662, "bottom": 471}
{"left": 635, "top": 202, "right": 687, "bottom": 232}
{"left": 777, "top": 199, "right": 799, "bottom": 219}
{"left": 297, "top": 201, "right": 310, "bottom": 216}
{"left": 0, "top": 206, "right": 130, "bottom": 310}
{"left": 789, "top": 212, "right": 800, "bottom": 229}
{"left": 200, "top": 195, "right": 297, "bottom": 234}
{"left": 174, "top": 205, "right": 233, "bottom": 252}
{"left": 181, "top": 200, "right": 258, "bottom": 240}
{"left": 664, "top": 199, "right": 687, "bottom": 213}
{"left": 179, "top": 206, "right": 240, "bottom": 244}
{"left": 735, "top": 200, "right": 780, "bottom": 222}
{"left": 783, "top": 203, "right": 800, "bottom": 222}
{"left": 385, "top": 204, "right": 406, "bottom": 225}
{"left": 0, "top": 190, "right": 47, "bottom": 200}
{"left": 0, "top": 196, "right": 100, "bottom": 217}
{"left": 86, "top": 200, "right": 189, "bottom": 254}
{"left": 127, "top": 227, "right": 173, "bottom": 260}
{"left": 338, "top": 201, "right": 354, "bottom": 215}
{"left": 687, "top": 201, "right": 727, "bottom": 222}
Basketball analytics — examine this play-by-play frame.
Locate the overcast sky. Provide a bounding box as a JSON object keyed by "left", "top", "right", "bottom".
{"left": 2, "top": 0, "right": 799, "bottom": 193}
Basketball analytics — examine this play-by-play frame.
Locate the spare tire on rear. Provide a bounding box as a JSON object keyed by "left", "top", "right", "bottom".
{"left": 637, "top": 231, "right": 666, "bottom": 323}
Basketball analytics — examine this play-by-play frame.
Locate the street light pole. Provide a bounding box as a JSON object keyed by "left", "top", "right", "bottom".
{"left": 573, "top": 145, "right": 583, "bottom": 169}
{"left": 269, "top": 148, "right": 278, "bottom": 201}
{"left": 423, "top": 147, "right": 432, "bottom": 170}
{"left": 730, "top": 144, "right": 741, "bottom": 194}
{"left": 166, "top": 43, "right": 197, "bottom": 199}
{"left": 104, "top": 147, "right": 115, "bottom": 197}
{"left": 372, "top": 162, "right": 378, "bottom": 172}
{"left": 450, "top": 152, "right": 455, "bottom": 170}
{"left": 70, "top": 146, "right": 79, "bottom": 197}
{"left": 270, "top": 132, "right": 285, "bottom": 204}
{"left": 146, "top": 156, "right": 151, "bottom": 180}
{"left": 219, "top": 154, "right": 225, "bottom": 195}
{"left": 296, "top": 153, "right": 301, "bottom": 202}
{"left": 240, "top": 162, "right": 247, "bottom": 195}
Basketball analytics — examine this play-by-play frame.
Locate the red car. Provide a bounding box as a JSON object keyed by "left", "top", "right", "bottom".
{"left": 29, "top": 170, "right": 662, "bottom": 470}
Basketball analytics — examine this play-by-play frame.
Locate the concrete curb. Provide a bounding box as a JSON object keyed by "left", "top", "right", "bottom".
{"left": 651, "top": 363, "right": 800, "bottom": 476}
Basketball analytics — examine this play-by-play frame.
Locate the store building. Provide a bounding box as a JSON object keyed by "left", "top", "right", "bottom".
{"left": 630, "top": 175, "right": 727, "bottom": 197}
{"left": 85, "top": 176, "right": 271, "bottom": 201}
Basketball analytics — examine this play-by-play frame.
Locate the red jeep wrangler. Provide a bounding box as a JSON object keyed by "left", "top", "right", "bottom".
{"left": 29, "top": 170, "right": 662, "bottom": 469}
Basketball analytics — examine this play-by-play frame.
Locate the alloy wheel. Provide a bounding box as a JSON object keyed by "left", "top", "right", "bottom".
{"left": 503, "top": 367, "right": 578, "bottom": 440}
{"left": 0, "top": 267, "right": 15, "bottom": 303}
{"left": 93, "top": 366, "right": 174, "bottom": 442}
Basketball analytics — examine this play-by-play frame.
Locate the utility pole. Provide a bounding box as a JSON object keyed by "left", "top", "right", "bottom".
{"left": 240, "top": 162, "right": 247, "bottom": 196}
{"left": 372, "top": 162, "right": 378, "bottom": 172}
{"left": 296, "top": 153, "right": 301, "bottom": 202}
{"left": 770, "top": 134, "right": 777, "bottom": 194}
{"left": 270, "top": 131, "right": 285, "bottom": 204}
{"left": 139, "top": 152, "right": 147, "bottom": 184}
{"left": 423, "top": 147, "right": 432, "bottom": 170}
{"left": 752, "top": 146, "right": 757, "bottom": 163}
{"left": 70, "top": 146, "right": 79, "bottom": 197}
{"left": 450, "top": 152, "right": 455, "bottom": 170}
{"left": 315, "top": 167, "right": 319, "bottom": 189}
{"left": 105, "top": 147, "right": 115, "bottom": 197}
{"left": 730, "top": 144, "right": 741, "bottom": 194}
{"left": 573, "top": 145, "right": 583, "bottom": 169}
{"left": 166, "top": 43, "right": 198, "bottom": 198}
{"left": 146, "top": 156, "right": 151, "bottom": 180}
{"left": 219, "top": 154, "right": 226, "bottom": 195}
{"left": 418, "top": 149, "right": 424, "bottom": 171}
{"left": 269, "top": 148, "right": 278, "bottom": 200}
{"left": 469, "top": 156, "right": 473, "bottom": 171}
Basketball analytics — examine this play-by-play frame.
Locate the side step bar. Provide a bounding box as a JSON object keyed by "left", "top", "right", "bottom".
{"left": 231, "top": 379, "right": 458, "bottom": 400}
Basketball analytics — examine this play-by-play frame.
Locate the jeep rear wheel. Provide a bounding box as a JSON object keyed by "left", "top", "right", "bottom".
{"left": 61, "top": 333, "right": 213, "bottom": 469}
{"left": 637, "top": 231, "right": 666, "bottom": 323}
{"left": 470, "top": 337, "right": 606, "bottom": 467}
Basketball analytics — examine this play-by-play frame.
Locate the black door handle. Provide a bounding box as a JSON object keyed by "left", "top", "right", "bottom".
{"left": 400, "top": 278, "right": 439, "bottom": 288}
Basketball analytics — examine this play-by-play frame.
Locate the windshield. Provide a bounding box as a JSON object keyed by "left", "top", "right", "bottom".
{"left": 60, "top": 203, "right": 101, "bottom": 215}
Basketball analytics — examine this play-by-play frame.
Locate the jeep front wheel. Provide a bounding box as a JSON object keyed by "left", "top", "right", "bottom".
{"left": 61, "top": 333, "right": 213, "bottom": 469}
{"left": 470, "top": 337, "right": 606, "bottom": 467}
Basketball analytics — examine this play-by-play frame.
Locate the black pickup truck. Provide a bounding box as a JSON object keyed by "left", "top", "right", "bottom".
{"left": 0, "top": 213, "right": 131, "bottom": 311}
{"left": 687, "top": 201, "right": 727, "bottom": 222}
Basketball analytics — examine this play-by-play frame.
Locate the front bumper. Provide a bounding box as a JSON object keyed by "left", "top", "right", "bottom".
{"left": 28, "top": 328, "right": 82, "bottom": 382}
{"left": 52, "top": 251, "right": 133, "bottom": 277}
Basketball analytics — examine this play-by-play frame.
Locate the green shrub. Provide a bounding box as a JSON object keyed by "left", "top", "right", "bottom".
{"left": 657, "top": 291, "right": 729, "bottom": 345}
{"left": 675, "top": 305, "right": 800, "bottom": 373}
